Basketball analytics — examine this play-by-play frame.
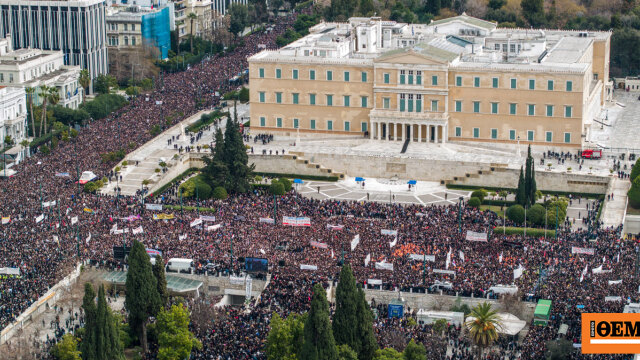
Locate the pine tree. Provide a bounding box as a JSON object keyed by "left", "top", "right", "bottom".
{"left": 125, "top": 240, "right": 161, "bottom": 353}
{"left": 153, "top": 255, "right": 169, "bottom": 307}
{"left": 355, "top": 285, "right": 378, "bottom": 359}
{"left": 301, "top": 284, "right": 338, "bottom": 360}
{"left": 81, "top": 283, "right": 97, "bottom": 360}
{"left": 529, "top": 157, "right": 537, "bottom": 207}
{"left": 96, "top": 284, "right": 124, "bottom": 360}
{"left": 222, "top": 111, "right": 254, "bottom": 193}
{"left": 333, "top": 264, "right": 359, "bottom": 353}
{"left": 515, "top": 166, "right": 526, "bottom": 206}
{"left": 201, "top": 128, "right": 229, "bottom": 188}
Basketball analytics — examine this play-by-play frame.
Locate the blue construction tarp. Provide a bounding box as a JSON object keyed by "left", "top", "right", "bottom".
{"left": 141, "top": 7, "right": 171, "bottom": 59}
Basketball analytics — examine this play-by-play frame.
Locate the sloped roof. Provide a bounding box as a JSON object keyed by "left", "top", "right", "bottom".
{"left": 377, "top": 43, "right": 459, "bottom": 63}
{"left": 430, "top": 13, "right": 497, "bottom": 31}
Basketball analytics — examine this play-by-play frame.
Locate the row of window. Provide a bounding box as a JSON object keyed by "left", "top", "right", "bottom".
{"left": 258, "top": 116, "right": 368, "bottom": 132}
{"left": 454, "top": 100, "right": 573, "bottom": 118}
{"left": 455, "top": 127, "right": 571, "bottom": 143}
{"left": 455, "top": 76, "right": 573, "bottom": 91}
{"left": 259, "top": 68, "right": 369, "bottom": 82}
{"left": 259, "top": 92, "right": 369, "bottom": 107}
{"left": 107, "top": 23, "right": 137, "bottom": 31}
{"left": 108, "top": 35, "right": 136, "bottom": 46}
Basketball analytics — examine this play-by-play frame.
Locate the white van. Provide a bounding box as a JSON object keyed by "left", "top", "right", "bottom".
{"left": 166, "top": 258, "right": 194, "bottom": 274}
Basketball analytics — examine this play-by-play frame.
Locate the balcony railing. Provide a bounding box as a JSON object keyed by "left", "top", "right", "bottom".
{"left": 369, "top": 109, "right": 449, "bottom": 123}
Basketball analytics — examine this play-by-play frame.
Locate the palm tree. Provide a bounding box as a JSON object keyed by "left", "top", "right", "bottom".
{"left": 188, "top": 13, "right": 198, "bottom": 54}
{"left": 25, "top": 87, "right": 36, "bottom": 138}
{"left": 465, "top": 302, "right": 502, "bottom": 357}
{"left": 38, "top": 85, "right": 49, "bottom": 137}
{"left": 78, "top": 69, "right": 90, "bottom": 104}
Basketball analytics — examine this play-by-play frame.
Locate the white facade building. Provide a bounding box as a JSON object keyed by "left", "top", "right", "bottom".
{"left": 0, "top": 38, "right": 82, "bottom": 109}
{"left": 0, "top": 86, "right": 27, "bottom": 149}
{"left": 0, "top": 0, "right": 108, "bottom": 91}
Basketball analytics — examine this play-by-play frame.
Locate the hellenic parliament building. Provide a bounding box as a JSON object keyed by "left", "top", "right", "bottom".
{"left": 249, "top": 14, "right": 612, "bottom": 148}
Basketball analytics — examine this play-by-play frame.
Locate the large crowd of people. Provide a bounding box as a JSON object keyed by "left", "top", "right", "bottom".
{"left": 0, "top": 9, "right": 636, "bottom": 360}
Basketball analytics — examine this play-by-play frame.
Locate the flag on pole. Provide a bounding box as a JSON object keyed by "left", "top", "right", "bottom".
{"left": 179, "top": 234, "right": 187, "bottom": 241}
{"left": 331, "top": 250, "right": 335, "bottom": 259}
{"left": 365, "top": 253, "right": 371, "bottom": 267}
{"left": 445, "top": 247, "right": 452, "bottom": 269}
{"left": 86, "top": 233, "right": 92, "bottom": 244}
{"left": 110, "top": 223, "right": 118, "bottom": 234}
{"left": 53, "top": 235, "right": 59, "bottom": 244}
{"left": 459, "top": 250, "right": 465, "bottom": 262}
{"left": 499, "top": 251, "right": 503, "bottom": 263}
{"left": 1, "top": 216, "right": 10, "bottom": 224}
{"left": 35, "top": 214, "right": 44, "bottom": 223}
{"left": 260, "top": 249, "right": 266, "bottom": 255}
{"left": 132, "top": 226, "right": 143, "bottom": 235}
{"left": 71, "top": 216, "right": 78, "bottom": 225}
{"left": 580, "top": 264, "right": 588, "bottom": 282}
{"left": 513, "top": 264, "right": 525, "bottom": 280}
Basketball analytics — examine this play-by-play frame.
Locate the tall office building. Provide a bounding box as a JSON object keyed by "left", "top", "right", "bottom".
{"left": 0, "top": 0, "right": 108, "bottom": 89}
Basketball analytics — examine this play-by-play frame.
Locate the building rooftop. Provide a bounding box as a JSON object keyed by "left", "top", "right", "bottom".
{"left": 249, "top": 15, "right": 611, "bottom": 74}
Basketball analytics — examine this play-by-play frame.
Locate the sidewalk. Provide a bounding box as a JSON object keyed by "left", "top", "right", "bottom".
{"left": 601, "top": 177, "right": 631, "bottom": 228}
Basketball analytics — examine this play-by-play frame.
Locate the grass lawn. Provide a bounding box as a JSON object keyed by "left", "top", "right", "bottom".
{"left": 480, "top": 204, "right": 505, "bottom": 218}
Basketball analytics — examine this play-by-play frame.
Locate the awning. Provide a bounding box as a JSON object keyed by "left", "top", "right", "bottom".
{"left": 293, "top": 179, "right": 303, "bottom": 184}
{"left": 408, "top": 180, "right": 417, "bottom": 185}
{"left": 355, "top": 177, "right": 365, "bottom": 182}
{"left": 466, "top": 313, "right": 526, "bottom": 336}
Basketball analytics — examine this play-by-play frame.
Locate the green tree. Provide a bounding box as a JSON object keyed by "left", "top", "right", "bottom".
{"left": 94, "top": 74, "right": 117, "bottom": 95}
{"left": 25, "top": 87, "right": 36, "bottom": 137}
{"left": 266, "top": 312, "right": 306, "bottom": 360}
{"left": 201, "top": 128, "right": 229, "bottom": 188}
{"left": 79, "top": 69, "right": 91, "bottom": 103}
{"left": 153, "top": 255, "right": 169, "bottom": 306}
{"left": 358, "top": 0, "right": 374, "bottom": 16}
{"left": 403, "top": 339, "right": 427, "bottom": 360}
{"left": 81, "top": 283, "right": 97, "bottom": 360}
{"left": 278, "top": 177, "right": 292, "bottom": 192}
{"left": 374, "top": 348, "right": 403, "bottom": 360}
{"left": 631, "top": 158, "right": 640, "bottom": 182}
{"left": 333, "top": 265, "right": 359, "bottom": 353}
{"left": 228, "top": 4, "right": 249, "bottom": 37}
{"left": 188, "top": 13, "right": 198, "bottom": 53}
{"left": 355, "top": 284, "right": 378, "bottom": 359}
{"left": 212, "top": 186, "right": 228, "bottom": 200}
{"left": 468, "top": 197, "right": 481, "bottom": 208}
{"left": 38, "top": 85, "right": 51, "bottom": 137}
{"left": 470, "top": 189, "right": 488, "bottom": 202}
{"left": 125, "top": 240, "right": 161, "bottom": 353}
{"left": 527, "top": 203, "right": 546, "bottom": 225}
{"left": 96, "top": 284, "right": 125, "bottom": 360}
{"left": 222, "top": 113, "right": 254, "bottom": 192}
{"left": 524, "top": 145, "right": 537, "bottom": 208}
{"left": 270, "top": 181, "right": 285, "bottom": 196}
{"left": 520, "top": 0, "right": 545, "bottom": 26}
{"left": 465, "top": 302, "right": 502, "bottom": 357}
{"left": 337, "top": 344, "right": 358, "bottom": 360}
{"left": 51, "top": 334, "right": 82, "bottom": 360}
{"left": 515, "top": 166, "right": 526, "bottom": 206}
{"left": 301, "top": 284, "right": 338, "bottom": 360}
{"left": 630, "top": 178, "right": 640, "bottom": 209}
{"left": 156, "top": 304, "right": 203, "bottom": 360}
{"left": 506, "top": 204, "right": 525, "bottom": 224}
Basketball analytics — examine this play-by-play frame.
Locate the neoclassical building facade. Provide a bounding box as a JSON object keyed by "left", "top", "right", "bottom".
{"left": 248, "top": 15, "right": 611, "bottom": 148}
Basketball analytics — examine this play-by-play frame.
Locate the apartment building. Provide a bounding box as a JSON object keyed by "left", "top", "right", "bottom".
{"left": 0, "top": 37, "right": 82, "bottom": 109}
{"left": 0, "top": 86, "right": 27, "bottom": 148}
{"left": 0, "top": 0, "right": 108, "bottom": 90}
{"left": 248, "top": 14, "right": 612, "bottom": 148}
{"left": 106, "top": 5, "right": 171, "bottom": 59}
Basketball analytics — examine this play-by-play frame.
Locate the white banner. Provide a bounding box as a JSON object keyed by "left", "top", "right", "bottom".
{"left": 310, "top": 241, "right": 328, "bottom": 249}
{"left": 580, "top": 264, "right": 588, "bottom": 282}
{"left": 282, "top": 216, "right": 311, "bottom": 226}
{"left": 145, "top": 203, "right": 163, "bottom": 211}
{"left": 513, "top": 264, "right": 525, "bottom": 280}
{"left": 1, "top": 217, "right": 9, "bottom": 225}
{"left": 433, "top": 269, "right": 456, "bottom": 276}
{"left": 245, "top": 277, "right": 253, "bottom": 301}
{"left": 207, "top": 224, "right": 222, "bottom": 231}
{"left": 367, "top": 279, "right": 382, "bottom": 285}
{"left": 259, "top": 217, "right": 274, "bottom": 224}
{"left": 229, "top": 276, "right": 244, "bottom": 285}
{"left": 190, "top": 218, "right": 203, "bottom": 227}
{"left": 200, "top": 215, "right": 216, "bottom": 222}
{"left": 466, "top": 230, "right": 488, "bottom": 242}
{"left": 364, "top": 253, "right": 371, "bottom": 267}
{"left": 592, "top": 265, "right": 612, "bottom": 274}
{"left": 113, "top": 229, "right": 124, "bottom": 235}
{"left": 408, "top": 254, "right": 435, "bottom": 262}
{"left": 132, "top": 226, "right": 144, "bottom": 235}
{"left": 327, "top": 224, "right": 344, "bottom": 231}
{"left": 605, "top": 296, "right": 622, "bottom": 302}
{"left": 459, "top": 251, "right": 465, "bottom": 262}
{"left": 389, "top": 237, "right": 397, "bottom": 248}
{"left": 572, "top": 247, "right": 595, "bottom": 255}
{"left": 86, "top": 233, "right": 91, "bottom": 244}
{"left": 110, "top": 223, "right": 118, "bottom": 234}
{"left": 179, "top": 234, "right": 187, "bottom": 241}
{"left": 375, "top": 262, "right": 394, "bottom": 271}
{"left": 381, "top": 229, "right": 397, "bottom": 236}
{"left": 0, "top": 267, "right": 20, "bottom": 276}
{"left": 351, "top": 235, "right": 360, "bottom": 251}
{"left": 445, "top": 247, "right": 452, "bottom": 270}
{"left": 71, "top": 216, "right": 78, "bottom": 225}
{"left": 609, "top": 280, "right": 623, "bottom": 285}
{"left": 300, "top": 264, "right": 318, "bottom": 271}
{"left": 35, "top": 214, "right": 44, "bottom": 223}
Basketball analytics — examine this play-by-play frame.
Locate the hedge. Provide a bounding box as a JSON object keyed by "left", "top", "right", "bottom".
{"left": 481, "top": 199, "right": 515, "bottom": 207}
{"left": 494, "top": 226, "right": 556, "bottom": 237}
{"left": 163, "top": 205, "right": 217, "bottom": 213}
{"left": 150, "top": 167, "right": 199, "bottom": 198}
{"left": 253, "top": 172, "right": 339, "bottom": 182}
{"left": 446, "top": 183, "right": 605, "bottom": 198}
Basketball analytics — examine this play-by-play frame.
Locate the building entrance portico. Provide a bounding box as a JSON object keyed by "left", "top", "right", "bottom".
{"left": 371, "top": 120, "right": 447, "bottom": 144}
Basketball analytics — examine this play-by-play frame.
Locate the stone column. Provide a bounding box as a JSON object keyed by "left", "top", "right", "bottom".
{"left": 418, "top": 124, "right": 422, "bottom": 143}
{"left": 386, "top": 122, "right": 390, "bottom": 141}
{"left": 426, "top": 125, "right": 431, "bottom": 143}
{"left": 443, "top": 124, "right": 447, "bottom": 144}
{"left": 377, "top": 122, "right": 381, "bottom": 140}
{"left": 434, "top": 125, "right": 439, "bottom": 143}
{"left": 401, "top": 123, "right": 405, "bottom": 142}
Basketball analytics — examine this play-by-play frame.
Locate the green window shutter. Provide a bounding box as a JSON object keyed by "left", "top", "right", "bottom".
{"left": 547, "top": 80, "right": 553, "bottom": 91}
{"left": 361, "top": 72, "right": 367, "bottom": 82}
{"left": 276, "top": 69, "right": 281, "bottom": 79}
{"left": 293, "top": 69, "right": 298, "bottom": 79}
{"left": 259, "top": 92, "right": 265, "bottom": 103}
{"left": 564, "top": 132, "right": 571, "bottom": 143}
{"left": 473, "top": 101, "right": 480, "bottom": 113}
{"left": 432, "top": 75, "right": 438, "bottom": 85}
{"left": 529, "top": 79, "right": 535, "bottom": 90}
{"left": 455, "top": 127, "right": 461, "bottom": 137}
{"left": 345, "top": 121, "right": 350, "bottom": 131}
{"left": 276, "top": 92, "right": 282, "bottom": 103}
{"left": 408, "top": 98, "right": 413, "bottom": 112}
{"left": 399, "top": 99, "right": 405, "bottom": 112}
{"left": 344, "top": 71, "right": 350, "bottom": 82}
{"left": 361, "top": 96, "right": 367, "bottom": 108}
{"left": 327, "top": 71, "right": 332, "bottom": 81}
{"left": 509, "top": 130, "right": 515, "bottom": 140}
{"left": 310, "top": 94, "right": 316, "bottom": 105}
{"left": 491, "top": 102, "right": 498, "bottom": 114}
{"left": 431, "top": 100, "right": 438, "bottom": 112}
{"left": 293, "top": 93, "right": 299, "bottom": 104}
{"left": 491, "top": 129, "right": 497, "bottom": 139}
{"left": 528, "top": 130, "right": 534, "bottom": 141}
{"left": 509, "top": 103, "right": 516, "bottom": 115}
{"left": 328, "top": 120, "right": 333, "bottom": 130}
{"left": 546, "top": 131, "right": 552, "bottom": 142}
{"left": 510, "top": 78, "right": 516, "bottom": 89}
{"left": 566, "top": 81, "right": 572, "bottom": 92}
{"left": 455, "top": 101, "right": 461, "bottom": 112}
{"left": 327, "top": 95, "right": 333, "bottom": 106}
{"left": 492, "top": 78, "right": 498, "bottom": 88}
{"left": 415, "top": 98, "right": 421, "bottom": 112}
{"left": 400, "top": 74, "right": 405, "bottom": 84}
{"left": 260, "top": 117, "right": 265, "bottom": 127}
{"left": 473, "top": 128, "right": 479, "bottom": 138}
{"left": 456, "top": 76, "right": 462, "bottom": 86}
{"left": 546, "top": 105, "right": 553, "bottom": 117}
{"left": 565, "top": 106, "right": 572, "bottom": 118}
{"left": 310, "top": 119, "right": 316, "bottom": 129}
{"left": 259, "top": 68, "right": 264, "bottom": 78}
{"left": 293, "top": 119, "right": 299, "bottom": 128}
{"left": 384, "top": 73, "right": 389, "bottom": 84}
{"left": 383, "top": 98, "right": 390, "bottom": 109}
{"left": 408, "top": 74, "right": 413, "bottom": 85}
{"left": 343, "top": 96, "right": 350, "bottom": 107}
{"left": 361, "top": 122, "right": 367, "bottom": 132}
{"left": 416, "top": 74, "right": 421, "bottom": 84}
{"left": 474, "top": 77, "right": 480, "bottom": 87}
{"left": 310, "top": 70, "right": 315, "bottom": 80}
{"left": 528, "top": 105, "right": 535, "bottom": 116}
{"left": 277, "top": 118, "right": 282, "bottom": 127}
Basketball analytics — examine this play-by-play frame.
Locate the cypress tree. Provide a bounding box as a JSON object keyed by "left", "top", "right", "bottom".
{"left": 125, "top": 240, "right": 160, "bottom": 352}
{"left": 524, "top": 146, "right": 532, "bottom": 208}
{"left": 96, "top": 284, "right": 124, "bottom": 360}
{"left": 153, "top": 255, "right": 169, "bottom": 307}
{"left": 333, "top": 264, "right": 359, "bottom": 353}
{"left": 202, "top": 128, "right": 229, "bottom": 188}
{"left": 515, "top": 166, "right": 526, "bottom": 206}
{"left": 529, "top": 156, "right": 537, "bottom": 206}
{"left": 355, "top": 285, "right": 378, "bottom": 359}
{"left": 222, "top": 112, "right": 254, "bottom": 193}
{"left": 301, "top": 284, "right": 338, "bottom": 360}
{"left": 81, "top": 283, "right": 97, "bottom": 360}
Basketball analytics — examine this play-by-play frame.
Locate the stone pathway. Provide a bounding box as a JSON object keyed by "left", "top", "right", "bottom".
{"left": 601, "top": 177, "right": 631, "bottom": 228}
